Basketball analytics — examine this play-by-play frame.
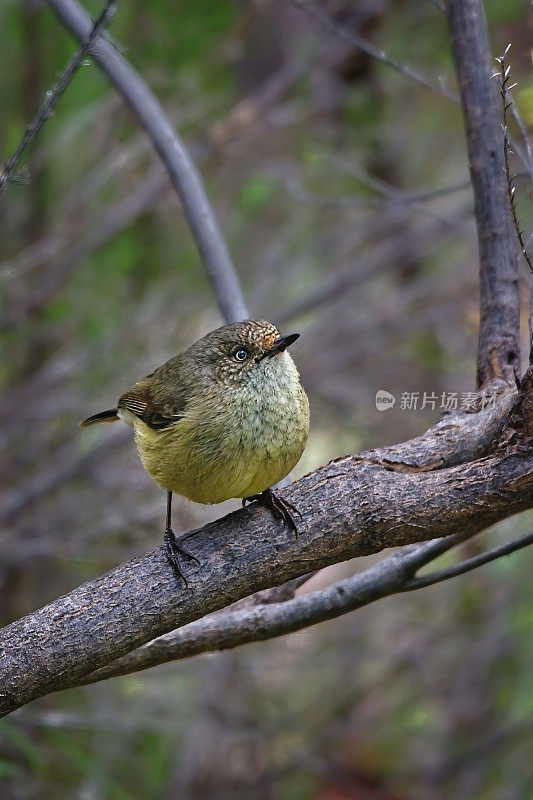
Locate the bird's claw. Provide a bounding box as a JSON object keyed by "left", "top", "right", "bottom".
{"left": 164, "top": 527, "right": 200, "bottom": 587}
{"left": 244, "top": 488, "right": 302, "bottom": 536}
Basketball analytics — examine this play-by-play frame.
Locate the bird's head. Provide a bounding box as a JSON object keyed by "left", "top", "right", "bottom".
{"left": 186, "top": 319, "right": 300, "bottom": 387}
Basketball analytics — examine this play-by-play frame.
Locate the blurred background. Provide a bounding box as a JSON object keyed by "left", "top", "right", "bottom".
{"left": 1, "top": 0, "right": 533, "bottom": 798}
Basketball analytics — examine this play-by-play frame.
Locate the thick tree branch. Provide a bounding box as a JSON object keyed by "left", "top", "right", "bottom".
{"left": 63, "top": 381, "right": 533, "bottom": 687}
{"left": 68, "top": 529, "right": 533, "bottom": 688}
{"left": 445, "top": 0, "right": 520, "bottom": 390}
{"left": 60, "top": 538, "right": 464, "bottom": 687}
{"left": 45, "top": 0, "right": 248, "bottom": 323}
{"left": 1, "top": 385, "right": 532, "bottom": 717}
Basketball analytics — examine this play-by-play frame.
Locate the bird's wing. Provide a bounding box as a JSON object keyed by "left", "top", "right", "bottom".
{"left": 118, "top": 376, "right": 186, "bottom": 430}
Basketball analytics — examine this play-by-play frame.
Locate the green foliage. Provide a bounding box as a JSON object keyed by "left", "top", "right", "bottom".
{"left": 239, "top": 174, "right": 277, "bottom": 217}
{"left": 517, "top": 85, "right": 533, "bottom": 125}
{"left": 0, "top": 721, "right": 46, "bottom": 777}
{"left": 485, "top": 0, "right": 527, "bottom": 24}
{"left": 398, "top": 329, "right": 450, "bottom": 371}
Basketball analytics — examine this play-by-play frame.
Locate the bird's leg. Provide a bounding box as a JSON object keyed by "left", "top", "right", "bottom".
{"left": 243, "top": 488, "right": 302, "bottom": 536}
{"left": 164, "top": 491, "right": 200, "bottom": 586}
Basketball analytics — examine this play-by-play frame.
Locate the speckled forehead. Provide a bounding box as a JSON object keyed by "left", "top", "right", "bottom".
{"left": 243, "top": 320, "right": 280, "bottom": 349}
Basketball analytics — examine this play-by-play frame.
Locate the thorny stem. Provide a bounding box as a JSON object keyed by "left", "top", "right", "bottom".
{"left": 0, "top": 0, "right": 120, "bottom": 193}
{"left": 494, "top": 44, "right": 533, "bottom": 276}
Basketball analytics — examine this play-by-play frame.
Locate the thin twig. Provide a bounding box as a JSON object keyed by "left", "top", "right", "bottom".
{"left": 0, "top": 0, "right": 119, "bottom": 193}
{"left": 292, "top": 0, "right": 459, "bottom": 102}
{"left": 510, "top": 100, "right": 533, "bottom": 183}
{"left": 286, "top": 174, "right": 471, "bottom": 212}
{"left": 321, "top": 154, "right": 472, "bottom": 232}
{"left": 494, "top": 44, "right": 533, "bottom": 275}
{"left": 402, "top": 530, "right": 533, "bottom": 590}
{"left": 45, "top": 0, "right": 248, "bottom": 323}
{"left": 0, "top": 53, "right": 303, "bottom": 288}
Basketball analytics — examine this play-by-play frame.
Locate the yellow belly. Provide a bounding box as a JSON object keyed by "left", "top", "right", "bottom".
{"left": 130, "top": 390, "right": 309, "bottom": 504}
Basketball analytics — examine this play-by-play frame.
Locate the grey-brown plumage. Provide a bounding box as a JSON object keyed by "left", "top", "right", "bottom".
{"left": 81, "top": 320, "right": 310, "bottom": 583}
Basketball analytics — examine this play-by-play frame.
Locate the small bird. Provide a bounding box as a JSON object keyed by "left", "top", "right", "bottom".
{"left": 81, "top": 319, "right": 310, "bottom": 584}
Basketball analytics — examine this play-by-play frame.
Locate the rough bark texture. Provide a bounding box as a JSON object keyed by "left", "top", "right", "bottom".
{"left": 1, "top": 385, "right": 532, "bottom": 717}
{"left": 446, "top": 0, "right": 520, "bottom": 390}
{"left": 71, "top": 531, "right": 533, "bottom": 688}
{"left": 355, "top": 390, "right": 516, "bottom": 470}
{"left": 68, "top": 536, "right": 470, "bottom": 687}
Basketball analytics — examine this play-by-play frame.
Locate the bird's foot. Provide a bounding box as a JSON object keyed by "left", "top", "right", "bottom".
{"left": 243, "top": 488, "right": 302, "bottom": 536}
{"left": 164, "top": 527, "right": 201, "bottom": 587}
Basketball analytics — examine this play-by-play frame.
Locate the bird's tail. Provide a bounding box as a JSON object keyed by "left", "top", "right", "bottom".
{"left": 80, "top": 408, "right": 119, "bottom": 426}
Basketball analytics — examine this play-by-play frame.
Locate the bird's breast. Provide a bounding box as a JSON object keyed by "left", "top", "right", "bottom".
{"left": 131, "top": 354, "right": 309, "bottom": 504}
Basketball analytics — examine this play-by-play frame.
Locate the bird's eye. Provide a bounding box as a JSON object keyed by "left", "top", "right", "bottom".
{"left": 233, "top": 348, "right": 248, "bottom": 362}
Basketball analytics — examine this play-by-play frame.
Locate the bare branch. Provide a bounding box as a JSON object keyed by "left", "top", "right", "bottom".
{"left": 318, "top": 154, "right": 472, "bottom": 232}
{"left": 69, "top": 528, "right": 533, "bottom": 688}
{"left": 402, "top": 530, "right": 533, "bottom": 590}
{"left": 66, "top": 533, "right": 474, "bottom": 686}
{"left": 45, "top": 0, "right": 248, "bottom": 323}
{"left": 0, "top": 56, "right": 302, "bottom": 330}
{"left": 0, "top": 0, "right": 119, "bottom": 193}
{"left": 494, "top": 46, "right": 533, "bottom": 275}
{"left": 445, "top": 0, "right": 520, "bottom": 391}
{"left": 286, "top": 174, "right": 472, "bottom": 212}
{"left": 292, "top": 0, "right": 459, "bottom": 102}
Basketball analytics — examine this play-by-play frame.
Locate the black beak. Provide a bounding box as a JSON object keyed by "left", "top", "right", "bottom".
{"left": 258, "top": 332, "right": 300, "bottom": 362}
{"left": 270, "top": 332, "right": 300, "bottom": 354}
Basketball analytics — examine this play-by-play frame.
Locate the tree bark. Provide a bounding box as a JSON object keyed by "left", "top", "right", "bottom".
{"left": 445, "top": 0, "right": 521, "bottom": 390}
{"left": 65, "top": 529, "right": 533, "bottom": 688}
{"left": 1, "top": 386, "right": 532, "bottom": 717}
